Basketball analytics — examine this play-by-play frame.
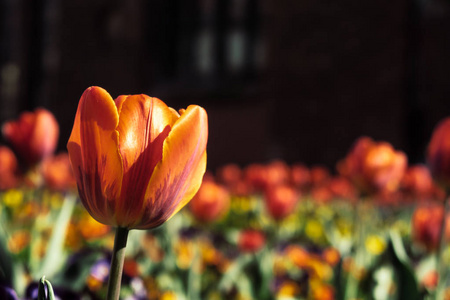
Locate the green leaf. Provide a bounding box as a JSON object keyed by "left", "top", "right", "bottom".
{"left": 35, "top": 194, "right": 76, "bottom": 278}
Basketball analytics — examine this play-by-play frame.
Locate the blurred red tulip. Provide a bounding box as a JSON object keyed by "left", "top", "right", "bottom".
{"left": 427, "top": 117, "right": 450, "bottom": 190}
{"left": 290, "top": 163, "right": 311, "bottom": 191}
{"left": 238, "top": 229, "right": 265, "bottom": 253}
{"left": 41, "top": 153, "right": 77, "bottom": 191}
{"left": 244, "top": 163, "right": 267, "bottom": 191}
{"left": 265, "top": 184, "right": 299, "bottom": 220}
{"left": 265, "top": 160, "right": 290, "bottom": 187}
{"left": 2, "top": 108, "right": 59, "bottom": 165}
{"left": 190, "top": 181, "right": 230, "bottom": 223}
{"left": 0, "top": 146, "right": 19, "bottom": 189}
{"left": 328, "top": 176, "right": 358, "bottom": 201}
{"left": 216, "top": 163, "right": 242, "bottom": 187}
{"left": 244, "top": 161, "right": 290, "bottom": 191}
{"left": 311, "top": 185, "right": 334, "bottom": 204}
{"left": 339, "top": 137, "right": 407, "bottom": 195}
{"left": 310, "top": 166, "right": 331, "bottom": 187}
{"left": 412, "top": 204, "right": 450, "bottom": 251}
{"left": 401, "top": 165, "right": 436, "bottom": 201}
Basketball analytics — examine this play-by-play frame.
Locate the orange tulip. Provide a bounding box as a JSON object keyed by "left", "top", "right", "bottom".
{"left": 189, "top": 181, "right": 230, "bottom": 223}
{"left": 67, "top": 86, "right": 208, "bottom": 229}
{"left": 41, "top": 153, "right": 77, "bottom": 191}
{"left": 339, "top": 137, "right": 407, "bottom": 194}
{"left": 427, "top": 117, "right": 450, "bottom": 189}
{"left": 0, "top": 146, "right": 19, "bottom": 189}
{"left": 2, "top": 108, "right": 59, "bottom": 165}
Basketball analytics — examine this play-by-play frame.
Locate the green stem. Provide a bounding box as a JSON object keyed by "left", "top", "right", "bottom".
{"left": 436, "top": 197, "right": 449, "bottom": 300}
{"left": 106, "top": 227, "right": 129, "bottom": 300}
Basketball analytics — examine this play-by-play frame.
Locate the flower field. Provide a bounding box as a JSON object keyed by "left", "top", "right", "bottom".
{"left": 1, "top": 100, "right": 450, "bottom": 299}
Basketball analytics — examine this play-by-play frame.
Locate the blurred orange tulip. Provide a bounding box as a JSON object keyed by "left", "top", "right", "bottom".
{"left": 41, "top": 153, "right": 77, "bottom": 191}
{"left": 67, "top": 86, "right": 208, "bottom": 229}
{"left": 339, "top": 137, "right": 407, "bottom": 195}
{"left": 0, "top": 146, "right": 19, "bottom": 189}
{"left": 265, "top": 184, "right": 299, "bottom": 220}
{"left": 189, "top": 181, "right": 230, "bottom": 223}
{"left": 427, "top": 117, "right": 450, "bottom": 189}
{"left": 2, "top": 108, "right": 59, "bottom": 165}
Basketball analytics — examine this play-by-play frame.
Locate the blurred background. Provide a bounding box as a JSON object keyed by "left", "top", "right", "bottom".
{"left": 1, "top": 0, "right": 450, "bottom": 170}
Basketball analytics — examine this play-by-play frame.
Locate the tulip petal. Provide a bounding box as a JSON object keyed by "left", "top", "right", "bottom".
{"left": 67, "top": 87, "right": 123, "bottom": 225}
{"left": 114, "top": 95, "right": 179, "bottom": 226}
{"left": 135, "top": 105, "right": 208, "bottom": 229}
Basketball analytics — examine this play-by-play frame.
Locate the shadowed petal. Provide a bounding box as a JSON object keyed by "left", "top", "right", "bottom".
{"left": 114, "top": 95, "right": 179, "bottom": 226}
{"left": 67, "top": 87, "right": 123, "bottom": 225}
{"left": 134, "top": 105, "right": 208, "bottom": 229}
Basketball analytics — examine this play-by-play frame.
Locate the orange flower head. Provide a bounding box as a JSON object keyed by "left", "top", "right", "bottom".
{"left": 189, "top": 181, "right": 230, "bottom": 223}
{"left": 339, "top": 137, "right": 407, "bottom": 194}
{"left": 265, "top": 184, "right": 299, "bottom": 220}
{"left": 0, "top": 146, "right": 19, "bottom": 190}
{"left": 286, "top": 245, "right": 310, "bottom": 269}
{"left": 67, "top": 87, "right": 208, "bottom": 229}
{"left": 322, "top": 247, "right": 341, "bottom": 267}
{"left": 2, "top": 108, "right": 59, "bottom": 165}
{"left": 238, "top": 229, "right": 266, "bottom": 253}
{"left": 427, "top": 117, "right": 450, "bottom": 189}
{"left": 422, "top": 270, "right": 439, "bottom": 290}
{"left": 41, "top": 153, "right": 77, "bottom": 191}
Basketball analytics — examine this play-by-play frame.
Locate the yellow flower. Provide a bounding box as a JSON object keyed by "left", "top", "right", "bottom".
{"left": 160, "top": 291, "right": 177, "bottom": 300}
{"left": 365, "top": 235, "right": 386, "bottom": 255}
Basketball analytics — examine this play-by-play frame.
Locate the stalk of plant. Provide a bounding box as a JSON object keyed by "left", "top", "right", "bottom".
{"left": 106, "top": 227, "right": 129, "bottom": 300}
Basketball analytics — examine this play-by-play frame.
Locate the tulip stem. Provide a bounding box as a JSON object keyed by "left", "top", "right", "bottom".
{"left": 436, "top": 197, "right": 449, "bottom": 300}
{"left": 106, "top": 227, "right": 129, "bottom": 300}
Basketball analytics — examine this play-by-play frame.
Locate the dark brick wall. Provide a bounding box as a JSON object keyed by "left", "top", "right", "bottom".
{"left": 1, "top": 0, "right": 449, "bottom": 170}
